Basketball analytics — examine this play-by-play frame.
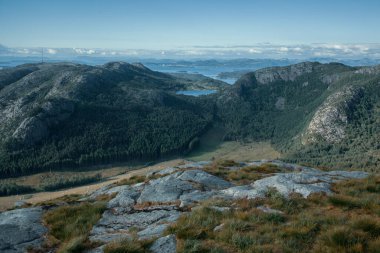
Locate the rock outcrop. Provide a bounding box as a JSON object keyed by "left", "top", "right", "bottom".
{"left": 226, "top": 170, "right": 368, "bottom": 198}
{"left": 11, "top": 99, "right": 74, "bottom": 146}
{"left": 84, "top": 160, "right": 368, "bottom": 251}
{"left": 303, "top": 87, "right": 363, "bottom": 144}
{"left": 150, "top": 234, "right": 177, "bottom": 253}
{"left": 88, "top": 168, "right": 232, "bottom": 244}
{"left": 0, "top": 207, "right": 47, "bottom": 253}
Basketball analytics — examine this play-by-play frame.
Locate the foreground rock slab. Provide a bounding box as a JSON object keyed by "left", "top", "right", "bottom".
{"left": 221, "top": 169, "right": 369, "bottom": 199}
{"left": 29, "top": 159, "right": 366, "bottom": 252}
{"left": 89, "top": 168, "right": 232, "bottom": 244}
{"left": 150, "top": 234, "right": 177, "bottom": 253}
{"left": 0, "top": 207, "right": 47, "bottom": 253}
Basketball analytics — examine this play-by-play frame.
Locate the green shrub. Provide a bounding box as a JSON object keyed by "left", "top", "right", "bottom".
{"left": 41, "top": 173, "right": 101, "bottom": 191}
{"left": 0, "top": 182, "right": 35, "bottom": 196}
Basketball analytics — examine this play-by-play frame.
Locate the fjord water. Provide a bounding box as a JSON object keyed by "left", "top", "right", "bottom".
{"left": 175, "top": 89, "right": 217, "bottom": 96}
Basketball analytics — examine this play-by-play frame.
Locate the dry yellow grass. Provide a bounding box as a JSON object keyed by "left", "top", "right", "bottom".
{"left": 169, "top": 175, "right": 380, "bottom": 253}
{"left": 203, "top": 160, "right": 282, "bottom": 185}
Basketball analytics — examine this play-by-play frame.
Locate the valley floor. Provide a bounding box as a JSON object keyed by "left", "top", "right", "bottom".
{"left": 186, "top": 126, "right": 281, "bottom": 161}
{"left": 187, "top": 140, "right": 280, "bottom": 162}
{"left": 0, "top": 159, "right": 187, "bottom": 211}
{"left": 0, "top": 136, "right": 281, "bottom": 211}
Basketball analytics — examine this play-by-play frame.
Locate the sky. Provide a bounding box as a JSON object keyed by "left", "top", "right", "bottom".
{"left": 1, "top": 0, "right": 380, "bottom": 59}
{"left": 1, "top": 0, "right": 380, "bottom": 48}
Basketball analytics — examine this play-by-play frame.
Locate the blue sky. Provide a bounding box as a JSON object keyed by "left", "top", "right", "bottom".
{"left": 1, "top": 0, "right": 380, "bottom": 49}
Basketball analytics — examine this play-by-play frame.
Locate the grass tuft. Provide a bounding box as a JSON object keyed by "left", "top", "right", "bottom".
{"left": 43, "top": 202, "right": 106, "bottom": 252}
{"left": 103, "top": 238, "right": 153, "bottom": 253}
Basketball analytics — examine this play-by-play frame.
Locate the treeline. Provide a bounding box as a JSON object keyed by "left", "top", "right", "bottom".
{"left": 40, "top": 173, "right": 102, "bottom": 191}
{"left": 0, "top": 182, "right": 34, "bottom": 196}
{"left": 0, "top": 173, "right": 103, "bottom": 196}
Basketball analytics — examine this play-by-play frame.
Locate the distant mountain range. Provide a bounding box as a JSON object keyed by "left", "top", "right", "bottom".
{"left": 1, "top": 43, "right": 380, "bottom": 66}
{"left": 0, "top": 61, "right": 379, "bottom": 177}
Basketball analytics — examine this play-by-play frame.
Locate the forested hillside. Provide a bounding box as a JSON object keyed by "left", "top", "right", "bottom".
{"left": 0, "top": 62, "right": 216, "bottom": 177}
{"left": 217, "top": 62, "right": 380, "bottom": 170}
{"left": 0, "top": 61, "right": 379, "bottom": 177}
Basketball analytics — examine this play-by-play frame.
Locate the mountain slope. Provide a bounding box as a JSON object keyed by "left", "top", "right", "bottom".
{"left": 0, "top": 62, "right": 216, "bottom": 177}
{"left": 217, "top": 62, "right": 380, "bottom": 170}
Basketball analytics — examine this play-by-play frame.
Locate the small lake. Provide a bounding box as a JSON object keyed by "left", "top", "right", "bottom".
{"left": 176, "top": 90, "right": 217, "bottom": 96}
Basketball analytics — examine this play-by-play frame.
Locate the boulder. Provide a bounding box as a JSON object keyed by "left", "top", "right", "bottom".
{"left": 0, "top": 207, "right": 47, "bottom": 253}
{"left": 107, "top": 186, "right": 140, "bottom": 214}
{"left": 150, "top": 234, "right": 177, "bottom": 253}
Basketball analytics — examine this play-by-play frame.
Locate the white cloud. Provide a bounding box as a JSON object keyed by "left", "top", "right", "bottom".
{"left": 4, "top": 43, "right": 380, "bottom": 59}
{"left": 248, "top": 48, "right": 261, "bottom": 53}
{"left": 73, "top": 48, "right": 96, "bottom": 55}
{"left": 17, "top": 48, "right": 30, "bottom": 54}
{"left": 47, "top": 48, "right": 57, "bottom": 54}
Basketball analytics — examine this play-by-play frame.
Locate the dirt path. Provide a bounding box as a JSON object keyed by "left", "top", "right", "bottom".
{"left": 0, "top": 159, "right": 186, "bottom": 211}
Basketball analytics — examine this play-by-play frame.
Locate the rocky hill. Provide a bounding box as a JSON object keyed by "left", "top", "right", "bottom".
{"left": 0, "top": 61, "right": 379, "bottom": 177}
{"left": 217, "top": 62, "right": 380, "bottom": 170}
{"left": 0, "top": 62, "right": 222, "bottom": 177}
